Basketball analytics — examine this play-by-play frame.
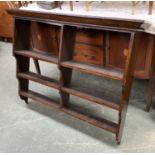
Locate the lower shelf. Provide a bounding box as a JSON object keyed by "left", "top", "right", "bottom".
{"left": 19, "top": 90, "right": 118, "bottom": 134}
{"left": 62, "top": 86, "right": 120, "bottom": 110}
{"left": 62, "top": 107, "right": 118, "bottom": 134}
{"left": 19, "top": 90, "right": 59, "bottom": 109}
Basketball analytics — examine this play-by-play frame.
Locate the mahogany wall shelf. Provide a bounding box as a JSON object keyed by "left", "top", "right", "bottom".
{"left": 8, "top": 9, "right": 143, "bottom": 144}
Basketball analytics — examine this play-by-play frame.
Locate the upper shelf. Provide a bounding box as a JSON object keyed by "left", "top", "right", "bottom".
{"left": 14, "top": 50, "right": 58, "bottom": 64}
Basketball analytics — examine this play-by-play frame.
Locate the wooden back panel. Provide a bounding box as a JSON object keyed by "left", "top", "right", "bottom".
{"left": 31, "top": 22, "right": 60, "bottom": 56}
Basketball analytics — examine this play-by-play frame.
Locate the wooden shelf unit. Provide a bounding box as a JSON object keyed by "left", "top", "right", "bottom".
{"left": 11, "top": 15, "right": 139, "bottom": 144}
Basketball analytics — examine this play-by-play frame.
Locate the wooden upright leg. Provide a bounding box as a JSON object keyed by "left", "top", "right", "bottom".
{"left": 146, "top": 35, "right": 155, "bottom": 111}
{"left": 60, "top": 67, "right": 72, "bottom": 108}
{"left": 15, "top": 55, "right": 30, "bottom": 103}
{"left": 59, "top": 25, "right": 76, "bottom": 108}
{"left": 13, "top": 19, "right": 31, "bottom": 103}
{"left": 116, "top": 32, "right": 139, "bottom": 144}
{"left": 146, "top": 75, "right": 155, "bottom": 111}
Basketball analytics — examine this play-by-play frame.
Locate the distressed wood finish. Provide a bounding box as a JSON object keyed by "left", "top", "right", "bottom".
{"left": 8, "top": 9, "right": 148, "bottom": 144}
{"left": 146, "top": 35, "right": 155, "bottom": 111}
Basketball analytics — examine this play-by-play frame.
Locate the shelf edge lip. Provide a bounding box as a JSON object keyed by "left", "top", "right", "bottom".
{"left": 14, "top": 50, "right": 58, "bottom": 64}
{"left": 7, "top": 9, "right": 144, "bottom": 32}
{"left": 17, "top": 72, "right": 60, "bottom": 90}
{"left": 19, "top": 90, "right": 60, "bottom": 108}
{"left": 60, "top": 61, "right": 123, "bottom": 81}
{"left": 62, "top": 86, "right": 120, "bottom": 111}
{"left": 62, "top": 107, "right": 118, "bottom": 134}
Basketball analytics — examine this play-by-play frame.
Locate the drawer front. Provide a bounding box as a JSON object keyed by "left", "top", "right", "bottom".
{"left": 73, "top": 43, "right": 104, "bottom": 66}
{"left": 76, "top": 29, "right": 103, "bottom": 46}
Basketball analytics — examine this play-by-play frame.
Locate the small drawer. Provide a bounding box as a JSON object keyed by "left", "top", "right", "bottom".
{"left": 76, "top": 29, "right": 104, "bottom": 46}
{"left": 73, "top": 43, "right": 104, "bottom": 66}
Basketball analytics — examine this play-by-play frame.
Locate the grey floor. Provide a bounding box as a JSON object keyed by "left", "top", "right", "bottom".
{"left": 0, "top": 41, "right": 155, "bottom": 153}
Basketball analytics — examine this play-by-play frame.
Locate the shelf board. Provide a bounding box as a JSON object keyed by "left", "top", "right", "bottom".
{"left": 19, "top": 90, "right": 59, "bottom": 109}
{"left": 62, "top": 107, "right": 118, "bottom": 134}
{"left": 18, "top": 72, "right": 59, "bottom": 89}
{"left": 14, "top": 50, "right": 58, "bottom": 64}
{"left": 61, "top": 61, "right": 123, "bottom": 81}
{"left": 62, "top": 86, "right": 120, "bottom": 110}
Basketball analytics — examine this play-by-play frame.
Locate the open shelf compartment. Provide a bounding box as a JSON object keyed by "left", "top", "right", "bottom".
{"left": 61, "top": 61, "right": 123, "bottom": 81}
{"left": 14, "top": 19, "right": 62, "bottom": 64}
{"left": 61, "top": 85, "right": 120, "bottom": 110}
{"left": 18, "top": 71, "right": 59, "bottom": 90}
{"left": 62, "top": 106, "right": 118, "bottom": 134}
{"left": 20, "top": 90, "right": 59, "bottom": 109}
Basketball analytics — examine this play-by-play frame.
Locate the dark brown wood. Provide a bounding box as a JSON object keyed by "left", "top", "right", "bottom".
{"left": 116, "top": 32, "right": 139, "bottom": 144}
{"left": 30, "top": 22, "right": 60, "bottom": 56}
{"left": 62, "top": 86, "right": 120, "bottom": 110}
{"left": 62, "top": 107, "right": 118, "bottom": 134}
{"left": 15, "top": 55, "right": 30, "bottom": 103}
{"left": 14, "top": 50, "right": 58, "bottom": 64}
{"left": 61, "top": 61, "right": 123, "bottom": 81}
{"left": 13, "top": 19, "right": 31, "bottom": 103}
{"left": 146, "top": 35, "right": 155, "bottom": 111}
{"left": 7, "top": 9, "right": 144, "bottom": 31}
{"left": 7, "top": 9, "right": 155, "bottom": 80}
{"left": 8, "top": 9, "right": 147, "bottom": 144}
{"left": 18, "top": 72, "right": 59, "bottom": 89}
{"left": 20, "top": 90, "right": 59, "bottom": 109}
{"left": 33, "top": 59, "right": 41, "bottom": 74}
{"left": 59, "top": 26, "right": 76, "bottom": 108}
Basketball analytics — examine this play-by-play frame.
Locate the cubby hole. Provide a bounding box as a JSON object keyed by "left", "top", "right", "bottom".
{"left": 30, "top": 59, "right": 60, "bottom": 82}
{"left": 14, "top": 19, "right": 62, "bottom": 64}
{"left": 62, "top": 70, "right": 122, "bottom": 110}
{"left": 29, "top": 81, "right": 60, "bottom": 103}
{"left": 60, "top": 26, "right": 124, "bottom": 80}
{"left": 73, "top": 28, "right": 105, "bottom": 66}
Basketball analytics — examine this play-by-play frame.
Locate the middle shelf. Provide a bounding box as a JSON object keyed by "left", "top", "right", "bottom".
{"left": 61, "top": 61, "right": 123, "bottom": 81}
{"left": 61, "top": 85, "right": 120, "bottom": 110}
